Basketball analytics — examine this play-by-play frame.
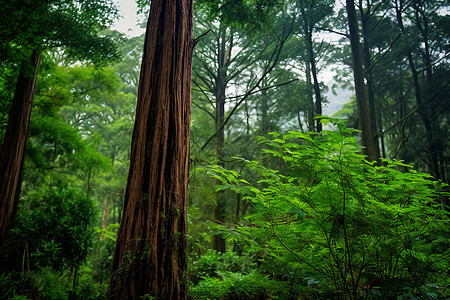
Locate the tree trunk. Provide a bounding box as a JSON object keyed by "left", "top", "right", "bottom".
{"left": 102, "top": 198, "right": 109, "bottom": 229}
{"left": 308, "top": 39, "right": 323, "bottom": 132}
{"left": 86, "top": 167, "right": 92, "bottom": 198}
{"left": 305, "top": 64, "right": 315, "bottom": 132}
{"left": 394, "top": 0, "right": 440, "bottom": 179}
{"left": 413, "top": 1, "right": 444, "bottom": 180}
{"left": 359, "top": 3, "right": 379, "bottom": 152}
{"left": 212, "top": 25, "right": 230, "bottom": 253}
{"left": 346, "top": 0, "right": 379, "bottom": 162}
{"left": 299, "top": 1, "right": 323, "bottom": 132}
{"left": 106, "top": 0, "right": 193, "bottom": 298}
{"left": 0, "top": 51, "right": 41, "bottom": 241}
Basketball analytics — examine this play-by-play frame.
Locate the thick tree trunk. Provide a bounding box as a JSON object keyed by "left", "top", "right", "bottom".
{"left": 346, "top": 0, "right": 379, "bottom": 162}
{"left": 0, "top": 51, "right": 40, "bottom": 241}
{"left": 106, "top": 0, "right": 193, "bottom": 299}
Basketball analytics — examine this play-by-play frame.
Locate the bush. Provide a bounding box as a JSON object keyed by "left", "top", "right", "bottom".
{"left": 191, "top": 271, "right": 284, "bottom": 300}
{"left": 210, "top": 117, "right": 450, "bottom": 299}
{"left": 191, "top": 250, "right": 287, "bottom": 299}
{"left": 191, "top": 250, "right": 256, "bottom": 284}
{"left": 1, "top": 185, "right": 100, "bottom": 299}
{"left": 32, "top": 266, "right": 107, "bottom": 300}
{"left": 90, "top": 223, "right": 119, "bottom": 284}
{"left": 8, "top": 185, "right": 98, "bottom": 272}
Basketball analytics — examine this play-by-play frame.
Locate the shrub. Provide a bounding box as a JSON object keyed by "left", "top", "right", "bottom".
{"left": 210, "top": 118, "right": 450, "bottom": 299}
{"left": 190, "top": 250, "right": 287, "bottom": 299}
{"left": 90, "top": 223, "right": 119, "bottom": 284}
{"left": 8, "top": 185, "right": 98, "bottom": 272}
{"left": 191, "top": 250, "right": 256, "bottom": 284}
{"left": 1, "top": 185, "right": 99, "bottom": 299}
{"left": 191, "top": 271, "right": 284, "bottom": 300}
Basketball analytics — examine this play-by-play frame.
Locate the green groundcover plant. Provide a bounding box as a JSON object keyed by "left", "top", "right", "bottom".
{"left": 207, "top": 117, "right": 449, "bottom": 299}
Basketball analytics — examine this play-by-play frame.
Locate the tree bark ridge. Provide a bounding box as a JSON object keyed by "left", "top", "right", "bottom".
{"left": 0, "top": 51, "right": 41, "bottom": 241}
{"left": 107, "top": 0, "right": 193, "bottom": 298}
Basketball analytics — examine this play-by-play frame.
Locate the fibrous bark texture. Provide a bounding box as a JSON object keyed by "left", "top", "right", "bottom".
{"left": 106, "top": 0, "right": 193, "bottom": 299}
{"left": 0, "top": 51, "right": 40, "bottom": 241}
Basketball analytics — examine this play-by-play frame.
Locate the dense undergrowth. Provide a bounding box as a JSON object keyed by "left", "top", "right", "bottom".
{"left": 1, "top": 118, "right": 448, "bottom": 299}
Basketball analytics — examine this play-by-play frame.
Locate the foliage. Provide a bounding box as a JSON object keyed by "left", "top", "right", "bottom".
{"left": 0, "top": 0, "right": 122, "bottom": 65}
{"left": 195, "top": 0, "right": 279, "bottom": 30}
{"left": 0, "top": 0, "right": 448, "bottom": 297}
{"left": 0, "top": 271, "right": 32, "bottom": 300}
{"left": 190, "top": 250, "right": 286, "bottom": 299}
{"left": 191, "top": 272, "right": 283, "bottom": 300}
{"left": 7, "top": 186, "right": 98, "bottom": 272}
{"left": 209, "top": 117, "right": 450, "bottom": 299}
{"left": 25, "top": 224, "right": 119, "bottom": 300}
{"left": 90, "top": 223, "right": 119, "bottom": 284}
{"left": 191, "top": 250, "right": 256, "bottom": 284}
{"left": 19, "top": 56, "right": 134, "bottom": 223}
{"left": 31, "top": 266, "right": 107, "bottom": 300}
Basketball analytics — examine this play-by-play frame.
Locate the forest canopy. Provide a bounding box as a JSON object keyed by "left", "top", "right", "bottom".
{"left": 0, "top": 0, "right": 449, "bottom": 299}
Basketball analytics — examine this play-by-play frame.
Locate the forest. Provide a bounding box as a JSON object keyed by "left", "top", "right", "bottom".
{"left": 0, "top": 0, "right": 449, "bottom": 299}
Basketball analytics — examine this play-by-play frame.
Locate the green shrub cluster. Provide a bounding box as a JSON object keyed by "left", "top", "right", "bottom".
{"left": 208, "top": 118, "right": 450, "bottom": 299}
{"left": 0, "top": 186, "right": 116, "bottom": 300}
{"left": 190, "top": 250, "right": 287, "bottom": 299}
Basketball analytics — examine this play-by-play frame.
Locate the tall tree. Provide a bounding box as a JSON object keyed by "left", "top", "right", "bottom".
{"left": 345, "top": 0, "right": 380, "bottom": 161}
{"left": 393, "top": 0, "right": 440, "bottom": 179}
{"left": 356, "top": 0, "right": 386, "bottom": 156}
{"left": 0, "top": 0, "right": 120, "bottom": 241}
{"left": 106, "top": 0, "right": 193, "bottom": 298}
{"left": 296, "top": 0, "right": 334, "bottom": 132}
{"left": 191, "top": 1, "right": 291, "bottom": 252}
{"left": 0, "top": 52, "right": 40, "bottom": 240}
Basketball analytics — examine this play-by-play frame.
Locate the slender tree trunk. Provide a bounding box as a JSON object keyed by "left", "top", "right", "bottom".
{"left": 413, "top": 2, "right": 445, "bottom": 180}
{"left": 212, "top": 26, "right": 230, "bottom": 253}
{"left": 260, "top": 79, "right": 269, "bottom": 135}
{"left": 0, "top": 51, "right": 40, "bottom": 241}
{"left": 106, "top": 0, "right": 193, "bottom": 298}
{"left": 305, "top": 64, "right": 315, "bottom": 132}
{"left": 86, "top": 167, "right": 92, "bottom": 198}
{"left": 308, "top": 40, "right": 323, "bottom": 132}
{"left": 102, "top": 198, "right": 109, "bottom": 229}
{"left": 299, "top": 1, "right": 323, "bottom": 132}
{"left": 359, "top": 5, "right": 379, "bottom": 151}
{"left": 394, "top": 0, "right": 440, "bottom": 178}
{"left": 378, "top": 112, "right": 386, "bottom": 158}
{"left": 235, "top": 193, "right": 241, "bottom": 222}
{"left": 112, "top": 203, "right": 116, "bottom": 224}
{"left": 346, "top": 0, "right": 379, "bottom": 162}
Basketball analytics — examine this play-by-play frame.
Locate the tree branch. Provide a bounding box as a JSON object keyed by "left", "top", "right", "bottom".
{"left": 193, "top": 29, "right": 211, "bottom": 47}
{"left": 314, "top": 26, "right": 349, "bottom": 38}
{"left": 225, "top": 79, "right": 298, "bottom": 100}
{"left": 200, "top": 25, "right": 294, "bottom": 151}
{"left": 376, "top": 83, "right": 448, "bottom": 137}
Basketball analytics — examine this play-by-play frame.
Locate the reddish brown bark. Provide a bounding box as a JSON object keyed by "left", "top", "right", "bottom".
{"left": 106, "top": 0, "right": 193, "bottom": 299}
{"left": 0, "top": 51, "right": 41, "bottom": 241}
